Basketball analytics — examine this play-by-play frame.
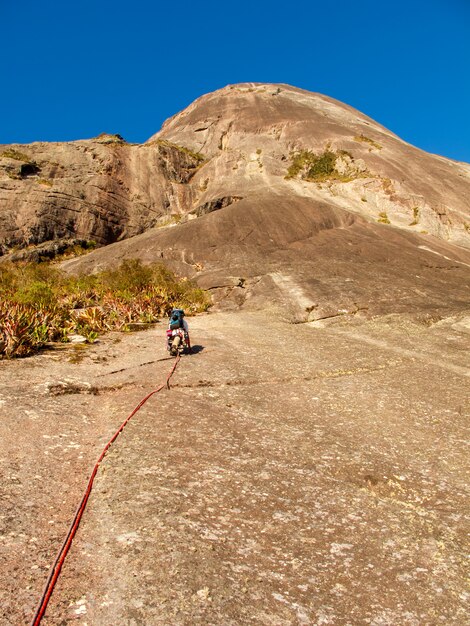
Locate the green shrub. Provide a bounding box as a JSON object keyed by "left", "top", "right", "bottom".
{"left": 15, "top": 281, "right": 55, "bottom": 307}
{"left": 0, "top": 263, "right": 18, "bottom": 292}
{"left": 286, "top": 150, "right": 317, "bottom": 179}
{"left": 306, "top": 150, "right": 337, "bottom": 179}
{"left": 286, "top": 149, "right": 356, "bottom": 182}
{"left": 100, "top": 259, "right": 154, "bottom": 294}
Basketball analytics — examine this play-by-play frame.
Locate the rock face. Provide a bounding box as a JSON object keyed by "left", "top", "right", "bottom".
{"left": 0, "top": 135, "right": 201, "bottom": 254}
{"left": 2, "top": 311, "right": 469, "bottom": 624}
{"left": 150, "top": 83, "right": 470, "bottom": 248}
{"left": 1, "top": 83, "right": 470, "bottom": 317}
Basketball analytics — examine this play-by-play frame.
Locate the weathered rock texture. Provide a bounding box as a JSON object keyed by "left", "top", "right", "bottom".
{"left": 0, "top": 135, "right": 201, "bottom": 254}
{"left": 1, "top": 83, "right": 469, "bottom": 316}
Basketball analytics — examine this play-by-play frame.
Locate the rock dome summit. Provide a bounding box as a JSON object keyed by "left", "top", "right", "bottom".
{"left": 1, "top": 83, "right": 469, "bottom": 318}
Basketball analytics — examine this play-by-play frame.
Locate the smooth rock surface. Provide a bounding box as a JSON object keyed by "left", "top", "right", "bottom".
{"left": 0, "top": 311, "right": 468, "bottom": 624}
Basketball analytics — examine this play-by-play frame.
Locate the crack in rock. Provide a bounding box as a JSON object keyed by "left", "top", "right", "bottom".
{"left": 172, "top": 362, "right": 401, "bottom": 389}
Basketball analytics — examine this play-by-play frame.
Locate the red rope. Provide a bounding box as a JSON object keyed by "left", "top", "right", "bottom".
{"left": 30, "top": 354, "right": 181, "bottom": 625}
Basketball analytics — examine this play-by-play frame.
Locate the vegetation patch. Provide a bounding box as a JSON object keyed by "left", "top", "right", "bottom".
{"left": 5, "top": 239, "right": 97, "bottom": 264}
{"left": 409, "top": 206, "right": 420, "bottom": 226}
{"left": 1, "top": 149, "right": 32, "bottom": 162}
{"left": 157, "top": 214, "right": 183, "bottom": 228}
{"left": 150, "top": 139, "right": 205, "bottom": 163}
{"left": 381, "top": 178, "right": 393, "bottom": 194}
{"left": 94, "top": 133, "right": 127, "bottom": 144}
{"left": 0, "top": 259, "right": 210, "bottom": 358}
{"left": 285, "top": 148, "right": 363, "bottom": 182}
{"left": 354, "top": 134, "right": 382, "bottom": 150}
{"left": 378, "top": 212, "right": 391, "bottom": 224}
{"left": 56, "top": 240, "right": 97, "bottom": 260}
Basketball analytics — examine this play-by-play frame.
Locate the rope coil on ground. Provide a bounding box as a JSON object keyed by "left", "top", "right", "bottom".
{"left": 30, "top": 354, "right": 181, "bottom": 626}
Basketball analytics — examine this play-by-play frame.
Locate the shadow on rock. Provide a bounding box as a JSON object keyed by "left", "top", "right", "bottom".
{"left": 190, "top": 345, "right": 204, "bottom": 354}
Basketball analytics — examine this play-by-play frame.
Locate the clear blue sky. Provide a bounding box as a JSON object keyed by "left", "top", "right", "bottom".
{"left": 1, "top": 0, "right": 469, "bottom": 162}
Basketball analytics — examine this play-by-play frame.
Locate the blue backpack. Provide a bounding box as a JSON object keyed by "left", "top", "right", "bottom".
{"left": 169, "top": 308, "right": 185, "bottom": 330}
